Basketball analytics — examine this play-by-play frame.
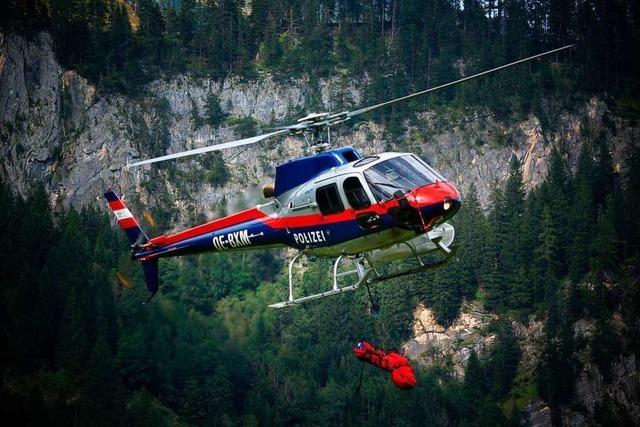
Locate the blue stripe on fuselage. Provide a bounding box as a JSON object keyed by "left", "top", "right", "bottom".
{"left": 285, "top": 213, "right": 396, "bottom": 249}
{"left": 133, "top": 220, "right": 285, "bottom": 260}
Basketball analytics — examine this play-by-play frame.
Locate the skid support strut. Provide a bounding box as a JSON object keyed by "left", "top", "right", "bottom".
{"left": 268, "top": 255, "right": 372, "bottom": 308}
{"left": 269, "top": 223, "right": 454, "bottom": 308}
{"left": 268, "top": 225, "right": 456, "bottom": 309}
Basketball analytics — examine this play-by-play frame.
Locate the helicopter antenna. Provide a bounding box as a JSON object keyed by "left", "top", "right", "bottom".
{"left": 127, "top": 45, "right": 573, "bottom": 168}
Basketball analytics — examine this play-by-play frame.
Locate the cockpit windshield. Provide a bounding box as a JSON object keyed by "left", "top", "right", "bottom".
{"left": 364, "top": 155, "right": 445, "bottom": 201}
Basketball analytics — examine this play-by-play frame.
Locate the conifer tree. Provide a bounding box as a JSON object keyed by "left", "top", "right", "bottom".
{"left": 484, "top": 185, "right": 506, "bottom": 312}
{"left": 80, "top": 336, "right": 123, "bottom": 426}
{"left": 533, "top": 206, "right": 560, "bottom": 303}
{"left": 137, "top": 0, "right": 166, "bottom": 69}
{"left": 623, "top": 146, "right": 640, "bottom": 257}
{"left": 486, "top": 324, "right": 520, "bottom": 399}
{"left": 501, "top": 154, "right": 529, "bottom": 309}
{"left": 464, "top": 350, "right": 487, "bottom": 394}
{"left": 205, "top": 94, "right": 227, "bottom": 127}
{"left": 544, "top": 149, "right": 572, "bottom": 275}
{"left": 591, "top": 195, "right": 618, "bottom": 274}
{"left": 454, "top": 183, "right": 487, "bottom": 298}
{"left": 569, "top": 144, "right": 596, "bottom": 282}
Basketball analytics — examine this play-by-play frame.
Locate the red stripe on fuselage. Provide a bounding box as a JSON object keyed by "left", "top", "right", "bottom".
{"left": 271, "top": 201, "right": 394, "bottom": 229}
{"left": 108, "top": 200, "right": 125, "bottom": 211}
{"left": 149, "top": 207, "right": 268, "bottom": 246}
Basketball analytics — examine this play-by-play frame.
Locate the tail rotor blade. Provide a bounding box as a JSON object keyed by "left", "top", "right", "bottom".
{"left": 116, "top": 272, "right": 134, "bottom": 289}
{"left": 143, "top": 210, "right": 156, "bottom": 229}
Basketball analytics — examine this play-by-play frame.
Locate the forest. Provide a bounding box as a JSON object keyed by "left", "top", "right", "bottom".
{"left": 1, "top": 0, "right": 640, "bottom": 425}
{"left": 2, "top": 140, "right": 639, "bottom": 425}
{"left": 3, "top": 0, "right": 639, "bottom": 113}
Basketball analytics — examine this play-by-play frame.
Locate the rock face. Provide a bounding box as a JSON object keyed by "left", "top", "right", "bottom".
{"left": 557, "top": 333, "right": 640, "bottom": 426}
{"left": 403, "top": 301, "right": 497, "bottom": 378}
{"left": 0, "top": 32, "right": 63, "bottom": 194}
{"left": 525, "top": 400, "right": 553, "bottom": 427}
{"left": 2, "top": 31, "right": 638, "bottom": 227}
{"left": 407, "top": 296, "right": 639, "bottom": 425}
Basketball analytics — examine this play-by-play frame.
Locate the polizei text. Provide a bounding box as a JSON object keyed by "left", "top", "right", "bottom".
{"left": 293, "top": 230, "right": 327, "bottom": 245}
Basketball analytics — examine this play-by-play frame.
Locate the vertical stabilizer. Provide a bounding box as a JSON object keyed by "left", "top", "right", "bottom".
{"left": 142, "top": 259, "right": 159, "bottom": 300}
{"left": 104, "top": 190, "right": 148, "bottom": 246}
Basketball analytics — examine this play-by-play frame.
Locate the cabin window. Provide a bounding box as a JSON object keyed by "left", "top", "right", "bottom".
{"left": 316, "top": 184, "right": 344, "bottom": 215}
{"left": 343, "top": 177, "right": 371, "bottom": 210}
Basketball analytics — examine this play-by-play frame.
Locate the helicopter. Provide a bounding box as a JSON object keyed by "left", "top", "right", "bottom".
{"left": 106, "top": 45, "right": 573, "bottom": 308}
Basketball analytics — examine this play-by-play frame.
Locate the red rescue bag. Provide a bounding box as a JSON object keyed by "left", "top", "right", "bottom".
{"left": 353, "top": 341, "right": 417, "bottom": 390}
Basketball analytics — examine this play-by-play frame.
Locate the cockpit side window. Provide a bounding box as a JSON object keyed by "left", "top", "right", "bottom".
{"left": 364, "top": 155, "right": 441, "bottom": 202}
{"left": 316, "top": 184, "right": 344, "bottom": 215}
{"left": 343, "top": 177, "right": 371, "bottom": 210}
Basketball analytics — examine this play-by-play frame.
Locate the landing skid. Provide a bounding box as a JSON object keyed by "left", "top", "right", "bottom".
{"left": 268, "top": 229, "right": 455, "bottom": 309}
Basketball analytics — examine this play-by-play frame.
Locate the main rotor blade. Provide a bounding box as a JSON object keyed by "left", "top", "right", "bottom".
{"left": 346, "top": 45, "right": 574, "bottom": 119}
{"left": 126, "top": 129, "right": 290, "bottom": 168}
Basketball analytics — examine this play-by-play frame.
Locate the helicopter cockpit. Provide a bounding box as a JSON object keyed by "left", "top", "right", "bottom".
{"left": 360, "top": 155, "right": 445, "bottom": 202}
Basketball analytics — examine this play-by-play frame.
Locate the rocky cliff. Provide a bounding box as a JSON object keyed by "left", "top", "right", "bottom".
{"left": 2, "top": 32, "right": 637, "bottom": 225}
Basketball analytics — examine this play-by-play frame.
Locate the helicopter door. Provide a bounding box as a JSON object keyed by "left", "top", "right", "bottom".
{"left": 343, "top": 176, "right": 382, "bottom": 230}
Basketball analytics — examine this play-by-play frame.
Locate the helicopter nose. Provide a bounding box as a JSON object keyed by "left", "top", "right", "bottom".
{"left": 442, "top": 192, "right": 461, "bottom": 220}
{"left": 409, "top": 182, "right": 461, "bottom": 222}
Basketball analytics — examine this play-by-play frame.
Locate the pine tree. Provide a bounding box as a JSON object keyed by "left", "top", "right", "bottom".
{"left": 623, "top": 146, "right": 640, "bottom": 257}
{"left": 591, "top": 195, "right": 618, "bottom": 275}
{"left": 486, "top": 324, "right": 520, "bottom": 399}
{"left": 536, "top": 298, "right": 578, "bottom": 421}
{"left": 464, "top": 350, "right": 487, "bottom": 394}
{"left": 594, "top": 135, "right": 614, "bottom": 205}
{"left": 501, "top": 155, "right": 530, "bottom": 310}
{"left": 204, "top": 93, "right": 227, "bottom": 127}
{"left": 484, "top": 185, "right": 506, "bottom": 312}
{"left": 137, "top": 0, "right": 166, "bottom": 69}
{"left": 51, "top": 209, "right": 92, "bottom": 372}
{"left": 454, "top": 183, "right": 488, "bottom": 298}
{"left": 79, "top": 336, "right": 123, "bottom": 426}
{"left": 533, "top": 206, "right": 560, "bottom": 304}
{"left": 543, "top": 149, "right": 572, "bottom": 275}
{"left": 569, "top": 144, "right": 596, "bottom": 282}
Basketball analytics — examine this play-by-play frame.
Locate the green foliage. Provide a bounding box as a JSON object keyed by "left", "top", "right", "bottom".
{"left": 454, "top": 324, "right": 522, "bottom": 425}
{"left": 226, "top": 116, "right": 258, "bottom": 138}
{"left": 200, "top": 152, "right": 230, "bottom": 187}
{"left": 130, "top": 98, "right": 172, "bottom": 159}
{"left": 2, "top": 1, "right": 640, "bottom": 422}
{"left": 204, "top": 94, "right": 227, "bottom": 127}
{"left": 536, "top": 297, "right": 580, "bottom": 422}
{"left": 189, "top": 98, "right": 203, "bottom": 129}
{"left": 122, "top": 390, "right": 184, "bottom": 427}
